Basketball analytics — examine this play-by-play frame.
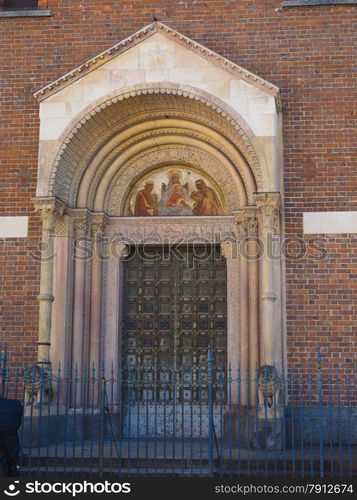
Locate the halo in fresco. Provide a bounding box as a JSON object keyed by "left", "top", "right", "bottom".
{"left": 124, "top": 166, "right": 225, "bottom": 217}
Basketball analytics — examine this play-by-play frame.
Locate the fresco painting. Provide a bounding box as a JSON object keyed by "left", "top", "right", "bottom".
{"left": 126, "top": 168, "right": 224, "bottom": 217}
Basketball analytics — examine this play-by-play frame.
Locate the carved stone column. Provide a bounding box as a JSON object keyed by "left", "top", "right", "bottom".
{"left": 254, "top": 193, "right": 281, "bottom": 368}
{"left": 51, "top": 216, "right": 71, "bottom": 371}
{"left": 221, "top": 241, "right": 239, "bottom": 407}
{"left": 245, "top": 209, "right": 260, "bottom": 406}
{"left": 234, "top": 213, "right": 249, "bottom": 407}
{"left": 33, "top": 197, "right": 65, "bottom": 367}
{"left": 89, "top": 214, "right": 106, "bottom": 374}
{"left": 72, "top": 212, "right": 89, "bottom": 380}
{"left": 104, "top": 239, "right": 129, "bottom": 406}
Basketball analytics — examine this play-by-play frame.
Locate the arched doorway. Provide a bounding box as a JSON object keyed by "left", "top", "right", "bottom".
{"left": 33, "top": 23, "right": 285, "bottom": 413}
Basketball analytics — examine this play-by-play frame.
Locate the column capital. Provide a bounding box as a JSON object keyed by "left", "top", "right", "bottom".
{"left": 90, "top": 213, "right": 107, "bottom": 238}
{"left": 254, "top": 192, "right": 280, "bottom": 211}
{"left": 233, "top": 208, "right": 259, "bottom": 238}
{"left": 243, "top": 206, "right": 259, "bottom": 237}
{"left": 108, "top": 242, "right": 130, "bottom": 260}
{"left": 72, "top": 211, "right": 89, "bottom": 236}
{"left": 33, "top": 197, "right": 66, "bottom": 232}
{"left": 233, "top": 211, "right": 249, "bottom": 237}
{"left": 253, "top": 192, "right": 281, "bottom": 234}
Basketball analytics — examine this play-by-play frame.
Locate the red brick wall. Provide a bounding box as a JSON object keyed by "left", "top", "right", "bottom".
{"left": 0, "top": 1, "right": 356, "bottom": 381}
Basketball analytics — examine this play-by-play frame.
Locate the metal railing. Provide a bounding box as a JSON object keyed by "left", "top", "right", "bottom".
{"left": 1, "top": 348, "right": 356, "bottom": 477}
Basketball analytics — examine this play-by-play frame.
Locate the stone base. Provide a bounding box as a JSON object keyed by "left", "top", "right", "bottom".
{"left": 20, "top": 411, "right": 122, "bottom": 448}
{"left": 224, "top": 408, "right": 283, "bottom": 450}
{"left": 24, "top": 404, "right": 66, "bottom": 417}
{"left": 253, "top": 417, "right": 283, "bottom": 450}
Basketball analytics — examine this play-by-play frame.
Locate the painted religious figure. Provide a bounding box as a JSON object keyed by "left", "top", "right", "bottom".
{"left": 134, "top": 181, "right": 159, "bottom": 216}
{"left": 127, "top": 167, "right": 223, "bottom": 217}
{"left": 191, "top": 179, "right": 221, "bottom": 216}
{"left": 158, "top": 171, "right": 193, "bottom": 216}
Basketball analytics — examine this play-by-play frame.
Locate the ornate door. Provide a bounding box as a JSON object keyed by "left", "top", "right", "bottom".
{"left": 122, "top": 245, "right": 227, "bottom": 436}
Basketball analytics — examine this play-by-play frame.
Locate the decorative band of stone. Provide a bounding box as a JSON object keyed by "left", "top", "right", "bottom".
{"left": 262, "top": 293, "right": 278, "bottom": 301}
{"left": 38, "top": 294, "right": 55, "bottom": 303}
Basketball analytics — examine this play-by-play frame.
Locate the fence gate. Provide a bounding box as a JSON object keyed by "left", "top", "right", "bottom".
{"left": 121, "top": 245, "right": 227, "bottom": 437}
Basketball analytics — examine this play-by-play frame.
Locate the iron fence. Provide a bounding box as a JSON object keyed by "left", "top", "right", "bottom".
{"left": 0, "top": 347, "right": 356, "bottom": 477}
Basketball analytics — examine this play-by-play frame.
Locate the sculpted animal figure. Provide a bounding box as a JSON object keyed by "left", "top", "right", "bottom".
{"left": 23, "top": 364, "right": 52, "bottom": 406}
{"left": 257, "top": 365, "right": 280, "bottom": 410}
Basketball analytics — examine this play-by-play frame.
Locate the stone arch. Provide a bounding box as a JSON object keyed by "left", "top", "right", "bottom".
{"left": 43, "top": 84, "right": 267, "bottom": 209}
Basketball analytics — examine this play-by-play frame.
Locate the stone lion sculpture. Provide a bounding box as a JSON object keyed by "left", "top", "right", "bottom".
{"left": 257, "top": 364, "right": 280, "bottom": 410}
{"left": 23, "top": 364, "right": 52, "bottom": 406}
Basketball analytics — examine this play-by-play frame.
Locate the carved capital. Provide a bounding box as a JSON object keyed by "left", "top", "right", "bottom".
{"left": 33, "top": 197, "right": 66, "bottom": 232}
{"left": 242, "top": 207, "right": 259, "bottom": 237}
{"left": 54, "top": 217, "right": 67, "bottom": 237}
{"left": 108, "top": 242, "right": 130, "bottom": 260}
{"left": 254, "top": 192, "right": 281, "bottom": 234}
{"left": 73, "top": 212, "right": 89, "bottom": 236}
{"left": 234, "top": 211, "right": 249, "bottom": 238}
{"left": 247, "top": 217, "right": 258, "bottom": 237}
{"left": 90, "top": 214, "right": 107, "bottom": 238}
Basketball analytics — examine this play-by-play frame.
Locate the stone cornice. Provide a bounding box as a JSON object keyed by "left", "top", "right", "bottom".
{"left": 34, "top": 22, "right": 281, "bottom": 110}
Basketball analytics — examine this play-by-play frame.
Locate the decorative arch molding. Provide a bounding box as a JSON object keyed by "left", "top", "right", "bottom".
{"left": 47, "top": 83, "right": 266, "bottom": 205}
{"left": 74, "top": 118, "right": 256, "bottom": 210}
{"left": 105, "top": 145, "right": 243, "bottom": 216}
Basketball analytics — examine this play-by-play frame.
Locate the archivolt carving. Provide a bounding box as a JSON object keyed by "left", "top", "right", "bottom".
{"left": 105, "top": 146, "right": 241, "bottom": 216}
{"left": 77, "top": 123, "right": 254, "bottom": 209}
{"left": 48, "top": 85, "right": 264, "bottom": 204}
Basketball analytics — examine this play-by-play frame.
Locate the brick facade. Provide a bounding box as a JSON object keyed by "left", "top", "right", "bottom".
{"left": 0, "top": 1, "right": 356, "bottom": 376}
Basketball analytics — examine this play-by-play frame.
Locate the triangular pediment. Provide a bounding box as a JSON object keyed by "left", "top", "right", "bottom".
{"left": 34, "top": 22, "right": 280, "bottom": 105}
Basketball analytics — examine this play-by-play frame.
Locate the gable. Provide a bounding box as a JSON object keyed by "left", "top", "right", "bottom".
{"left": 36, "top": 23, "right": 280, "bottom": 143}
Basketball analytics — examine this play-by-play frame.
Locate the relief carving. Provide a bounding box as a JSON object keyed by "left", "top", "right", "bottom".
{"left": 105, "top": 217, "right": 238, "bottom": 245}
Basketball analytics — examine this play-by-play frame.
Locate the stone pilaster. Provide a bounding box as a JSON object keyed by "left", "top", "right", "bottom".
{"left": 254, "top": 192, "right": 281, "bottom": 367}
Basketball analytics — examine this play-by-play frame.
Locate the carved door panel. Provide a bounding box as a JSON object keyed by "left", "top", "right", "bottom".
{"left": 122, "top": 245, "right": 227, "bottom": 436}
